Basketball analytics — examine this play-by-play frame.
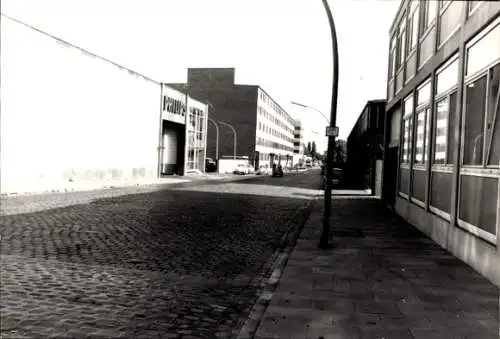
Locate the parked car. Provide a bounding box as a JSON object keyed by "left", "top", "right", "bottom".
{"left": 272, "top": 164, "right": 284, "bottom": 177}
{"left": 233, "top": 163, "right": 250, "bottom": 175}
{"left": 205, "top": 158, "right": 217, "bottom": 172}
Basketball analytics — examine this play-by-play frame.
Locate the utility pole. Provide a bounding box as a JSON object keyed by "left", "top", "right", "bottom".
{"left": 320, "top": 0, "right": 339, "bottom": 249}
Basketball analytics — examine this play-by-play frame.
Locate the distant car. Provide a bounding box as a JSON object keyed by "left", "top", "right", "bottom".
{"left": 272, "top": 165, "right": 284, "bottom": 177}
{"left": 233, "top": 163, "right": 250, "bottom": 175}
{"left": 205, "top": 158, "right": 217, "bottom": 172}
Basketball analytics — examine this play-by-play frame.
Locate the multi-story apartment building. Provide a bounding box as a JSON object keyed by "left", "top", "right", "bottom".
{"left": 382, "top": 0, "right": 500, "bottom": 285}
{"left": 292, "top": 120, "right": 306, "bottom": 165}
{"left": 169, "top": 68, "right": 295, "bottom": 169}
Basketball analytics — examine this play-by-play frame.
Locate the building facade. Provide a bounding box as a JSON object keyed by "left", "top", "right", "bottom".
{"left": 168, "top": 68, "right": 295, "bottom": 169}
{"left": 382, "top": 0, "right": 500, "bottom": 285}
{"left": 346, "top": 100, "right": 386, "bottom": 193}
{"left": 0, "top": 15, "right": 207, "bottom": 195}
{"left": 159, "top": 85, "right": 208, "bottom": 176}
{"left": 292, "top": 120, "right": 306, "bottom": 165}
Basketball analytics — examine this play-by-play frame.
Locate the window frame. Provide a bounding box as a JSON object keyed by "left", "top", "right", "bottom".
{"left": 432, "top": 55, "right": 459, "bottom": 167}
{"left": 408, "top": 1, "right": 420, "bottom": 54}
{"left": 414, "top": 79, "right": 432, "bottom": 167}
{"left": 462, "top": 17, "right": 500, "bottom": 169}
{"left": 389, "top": 35, "right": 397, "bottom": 79}
{"left": 439, "top": 0, "right": 452, "bottom": 12}
{"left": 467, "top": 1, "right": 483, "bottom": 16}
{"left": 396, "top": 15, "right": 407, "bottom": 72}
{"left": 461, "top": 71, "right": 489, "bottom": 167}
{"left": 420, "top": 0, "right": 437, "bottom": 41}
{"left": 401, "top": 94, "right": 414, "bottom": 166}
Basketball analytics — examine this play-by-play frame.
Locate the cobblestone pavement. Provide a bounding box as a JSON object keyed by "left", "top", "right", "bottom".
{"left": 0, "top": 171, "right": 322, "bottom": 338}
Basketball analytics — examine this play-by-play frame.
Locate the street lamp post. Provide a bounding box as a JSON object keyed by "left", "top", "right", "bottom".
{"left": 206, "top": 102, "right": 219, "bottom": 161}
{"left": 218, "top": 121, "right": 237, "bottom": 160}
{"left": 320, "top": 0, "right": 339, "bottom": 249}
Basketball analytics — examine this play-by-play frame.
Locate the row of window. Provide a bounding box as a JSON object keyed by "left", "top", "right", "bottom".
{"left": 400, "top": 17, "right": 500, "bottom": 168}
{"left": 258, "top": 91, "right": 295, "bottom": 127}
{"left": 258, "top": 106, "right": 293, "bottom": 135}
{"left": 256, "top": 137, "right": 294, "bottom": 153}
{"left": 390, "top": 1, "right": 484, "bottom": 81}
{"left": 258, "top": 121, "right": 293, "bottom": 143}
{"left": 259, "top": 152, "right": 291, "bottom": 162}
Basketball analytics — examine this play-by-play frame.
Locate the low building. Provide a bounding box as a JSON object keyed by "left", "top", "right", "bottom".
{"left": 345, "top": 100, "right": 386, "bottom": 194}
{"left": 382, "top": 0, "right": 500, "bottom": 285}
{"left": 159, "top": 85, "right": 208, "bottom": 176}
{"left": 0, "top": 15, "right": 207, "bottom": 195}
{"left": 168, "top": 68, "right": 295, "bottom": 169}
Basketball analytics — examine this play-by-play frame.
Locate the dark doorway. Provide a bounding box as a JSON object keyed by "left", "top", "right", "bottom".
{"left": 160, "top": 120, "right": 186, "bottom": 176}
{"left": 383, "top": 146, "right": 399, "bottom": 207}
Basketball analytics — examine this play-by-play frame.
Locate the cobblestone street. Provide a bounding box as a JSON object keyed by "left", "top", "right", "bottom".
{"left": 0, "top": 172, "right": 322, "bottom": 338}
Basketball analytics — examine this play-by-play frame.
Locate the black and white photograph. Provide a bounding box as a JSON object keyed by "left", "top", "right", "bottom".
{"left": 0, "top": 0, "right": 499, "bottom": 338}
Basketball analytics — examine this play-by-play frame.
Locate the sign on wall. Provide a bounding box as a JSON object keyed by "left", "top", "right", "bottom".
{"left": 163, "top": 96, "right": 186, "bottom": 116}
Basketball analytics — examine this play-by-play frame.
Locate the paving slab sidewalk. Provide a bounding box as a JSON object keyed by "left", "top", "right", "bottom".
{"left": 252, "top": 198, "right": 499, "bottom": 339}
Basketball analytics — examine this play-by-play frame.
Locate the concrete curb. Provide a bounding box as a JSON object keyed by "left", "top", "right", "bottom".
{"left": 235, "top": 195, "right": 321, "bottom": 339}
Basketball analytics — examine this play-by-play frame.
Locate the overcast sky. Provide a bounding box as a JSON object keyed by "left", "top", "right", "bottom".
{"left": 2, "top": 0, "right": 400, "bottom": 152}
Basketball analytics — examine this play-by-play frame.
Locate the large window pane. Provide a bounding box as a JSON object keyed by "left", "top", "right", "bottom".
{"left": 410, "top": 4, "right": 419, "bottom": 50}
{"left": 463, "top": 75, "right": 487, "bottom": 165}
{"left": 414, "top": 110, "right": 426, "bottom": 164}
{"left": 417, "top": 81, "right": 431, "bottom": 105}
{"left": 436, "top": 58, "right": 459, "bottom": 95}
{"left": 423, "top": 107, "right": 431, "bottom": 163}
{"left": 402, "top": 119, "right": 412, "bottom": 163}
{"left": 447, "top": 91, "right": 458, "bottom": 163}
{"left": 425, "top": 0, "right": 437, "bottom": 29}
{"left": 434, "top": 98, "right": 449, "bottom": 164}
{"left": 401, "top": 29, "right": 407, "bottom": 63}
{"left": 487, "top": 63, "right": 500, "bottom": 166}
{"left": 466, "top": 21, "right": 500, "bottom": 76}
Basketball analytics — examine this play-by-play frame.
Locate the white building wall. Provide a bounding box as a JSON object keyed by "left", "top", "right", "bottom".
{"left": 1, "top": 18, "right": 161, "bottom": 194}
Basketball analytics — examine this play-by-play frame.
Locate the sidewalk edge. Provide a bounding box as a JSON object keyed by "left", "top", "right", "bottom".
{"left": 235, "top": 195, "right": 321, "bottom": 339}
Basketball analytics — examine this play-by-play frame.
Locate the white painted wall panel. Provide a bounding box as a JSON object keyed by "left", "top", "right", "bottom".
{"left": 1, "top": 19, "right": 161, "bottom": 193}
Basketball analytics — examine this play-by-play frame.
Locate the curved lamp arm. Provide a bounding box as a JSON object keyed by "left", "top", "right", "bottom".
{"left": 218, "top": 121, "right": 237, "bottom": 160}
{"left": 291, "top": 101, "right": 330, "bottom": 125}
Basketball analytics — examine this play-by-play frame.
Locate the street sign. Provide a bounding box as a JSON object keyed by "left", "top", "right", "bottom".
{"left": 325, "top": 126, "right": 339, "bottom": 137}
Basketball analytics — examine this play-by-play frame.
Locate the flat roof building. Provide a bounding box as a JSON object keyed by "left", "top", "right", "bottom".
{"left": 382, "top": 0, "right": 500, "bottom": 286}
{"left": 169, "top": 68, "right": 295, "bottom": 168}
